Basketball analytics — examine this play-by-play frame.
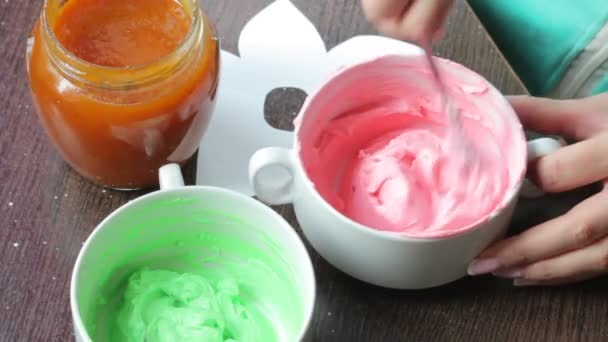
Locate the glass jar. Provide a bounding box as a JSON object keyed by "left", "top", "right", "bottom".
{"left": 27, "top": 0, "right": 220, "bottom": 189}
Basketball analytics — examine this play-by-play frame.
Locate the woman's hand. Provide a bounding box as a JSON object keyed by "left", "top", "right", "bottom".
{"left": 361, "top": 0, "right": 454, "bottom": 41}
{"left": 468, "top": 94, "right": 608, "bottom": 286}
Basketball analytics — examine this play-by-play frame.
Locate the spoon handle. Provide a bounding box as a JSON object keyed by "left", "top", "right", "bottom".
{"left": 421, "top": 39, "right": 455, "bottom": 122}
{"left": 420, "top": 39, "right": 472, "bottom": 162}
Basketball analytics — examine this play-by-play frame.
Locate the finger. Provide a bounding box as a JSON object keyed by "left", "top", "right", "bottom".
{"left": 512, "top": 272, "right": 602, "bottom": 287}
{"left": 369, "top": 0, "right": 453, "bottom": 41}
{"left": 511, "top": 235, "right": 608, "bottom": 285}
{"left": 531, "top": 132, "right": 608, "bottom": 192}
{"left": 432, "top": 25, "right": 445, "bottom": 41}
{"left": 468, "top": 192, "right": 608, "bottom": 275}
{"left": 508, "top": 94, "right": 608, "bottom": 140}
{"left": 394, "top": 0, "right": 453, "bottom": 41}
{"left": 361, "top": 0, "right": 411, "bottom": 25}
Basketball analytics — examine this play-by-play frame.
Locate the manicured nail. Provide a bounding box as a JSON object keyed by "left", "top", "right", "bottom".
{"left": 514, "top": 279, "right": 538, "bottom": 287}
{"left": 493, "top": 268, "right": 524, "bottom": 279}
{"left": 467, "top": 259, "right": 500, "bottom": 275}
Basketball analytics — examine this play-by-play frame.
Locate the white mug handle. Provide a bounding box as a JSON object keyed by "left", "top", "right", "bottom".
{"left": 521, "top": 137, "right": 567, "bottom": 198}
{"left": 159, "top": 164, "right": 186, "bottom": 190}
{"left": 249, "top": 147, "right": 296, "bottom": 205}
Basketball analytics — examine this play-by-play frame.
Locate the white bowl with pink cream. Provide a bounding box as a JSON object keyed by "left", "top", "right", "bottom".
{"left": 249, "top": 54, "right": 563, "bottom": 289}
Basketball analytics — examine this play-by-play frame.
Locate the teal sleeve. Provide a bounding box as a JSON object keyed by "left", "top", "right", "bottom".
{"left": 592, "top": 74, "right": 608, "bottom": 95}
{"left": 468, "top": 0, "right": 608, "bottom": 96}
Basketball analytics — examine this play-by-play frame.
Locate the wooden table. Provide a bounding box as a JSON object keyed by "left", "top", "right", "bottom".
{"left": 1, "top": 0, "right": 607, "bottom": 341}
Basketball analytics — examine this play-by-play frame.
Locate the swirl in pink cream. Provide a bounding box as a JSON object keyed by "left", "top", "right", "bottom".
{"left": 297, "top": 55, "right": 527, "bottom": 238}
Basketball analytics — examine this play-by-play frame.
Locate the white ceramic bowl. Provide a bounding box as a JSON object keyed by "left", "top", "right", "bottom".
{"left": 249, "top": 54, "right": 562, "bottom": 289}
{"left": 71, "top": 164, "right": 316, "bottom": 341}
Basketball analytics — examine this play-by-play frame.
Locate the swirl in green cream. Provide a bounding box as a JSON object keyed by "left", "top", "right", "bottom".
{"left": 116, "top": 269, "right": 263, "bottom": 341}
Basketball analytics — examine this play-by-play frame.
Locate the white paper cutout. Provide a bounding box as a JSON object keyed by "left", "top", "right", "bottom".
{"left": 197, "top": 0, "right": 421, "bottom": 195}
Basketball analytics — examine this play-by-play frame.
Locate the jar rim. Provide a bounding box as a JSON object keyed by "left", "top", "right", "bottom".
{"left": 41, "top": 0, "right": 204, "bottom": 88}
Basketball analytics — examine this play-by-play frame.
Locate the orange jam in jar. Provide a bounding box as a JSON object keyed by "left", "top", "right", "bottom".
{"left": 27, "top": 0, "right": 220, "bottom": 189}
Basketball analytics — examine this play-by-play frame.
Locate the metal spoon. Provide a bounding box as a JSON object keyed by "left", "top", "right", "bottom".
{"left": 421, "top": 40, "right": 458, "bottom": 128}
{"left": 421, "top": 39, "right": 472, "bottom": 162}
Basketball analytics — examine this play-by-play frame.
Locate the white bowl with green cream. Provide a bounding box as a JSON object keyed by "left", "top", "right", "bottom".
{"left": 70, "top": 164, "right": 316, "bottom": 342}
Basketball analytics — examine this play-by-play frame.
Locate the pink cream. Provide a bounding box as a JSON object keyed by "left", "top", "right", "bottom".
{"left": 296, "top": 55, "right": 527, "bottom": 238}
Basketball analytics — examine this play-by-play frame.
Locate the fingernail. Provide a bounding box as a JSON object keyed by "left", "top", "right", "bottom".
{"left": 514, "top": 279, "right": 538, "bottom": 287}
{"left": 493, "top": 268, "right": 524, "bottom": 279}
{"left": 467, "top": 259, "right": 500, "bottom": 275}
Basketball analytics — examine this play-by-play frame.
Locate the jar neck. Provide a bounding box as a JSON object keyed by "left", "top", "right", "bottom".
{"left": 40, "top": 0, "right": 204, "bottom": 89}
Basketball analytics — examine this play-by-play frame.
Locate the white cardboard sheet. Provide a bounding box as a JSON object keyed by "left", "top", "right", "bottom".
{"left": 196, "top": 0, "right": 421, "bottom": 195}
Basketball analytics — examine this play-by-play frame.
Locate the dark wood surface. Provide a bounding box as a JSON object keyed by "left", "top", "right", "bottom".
{"left": 1, "top": 0, "right": 606, "bottom": 341}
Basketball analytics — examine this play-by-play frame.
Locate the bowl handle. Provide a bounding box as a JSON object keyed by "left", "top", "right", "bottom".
{"left": 521, "top": 137, "right": 567, "bottom": 198}
{"left": 249, "top": 147, "right": 296, "bottom": 205}
{"left": 159, "top": 164, "right": 186, "bottom": 190}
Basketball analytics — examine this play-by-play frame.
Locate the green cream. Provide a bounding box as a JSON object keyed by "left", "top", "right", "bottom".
{"left": 114, "top": 269, "right": 269, "bottom": 341}
{"left": 77, "top": 194, "right": 306, "bottom": 342}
